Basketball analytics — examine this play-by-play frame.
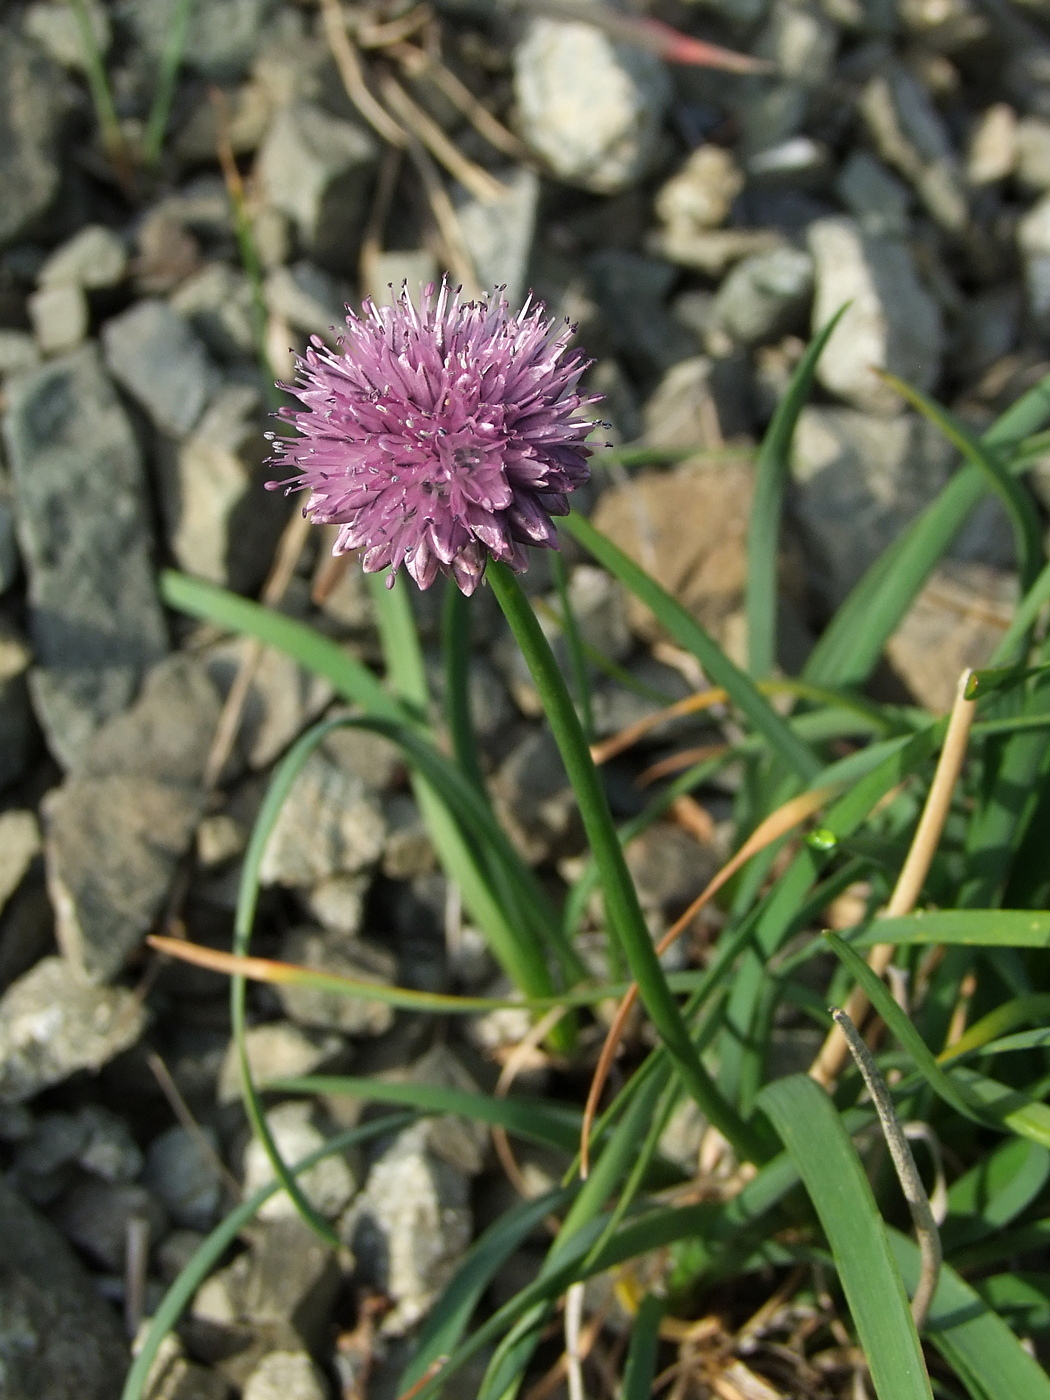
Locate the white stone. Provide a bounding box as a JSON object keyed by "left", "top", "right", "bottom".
{"left": 28, "top": 283, "right": 88, "bottom": 354}
{"left": 242, "top": 1100, "right": 357, "bottom": 1221}
{"left": 243, "top": 1351, "right": 329, "bottom": 1400}
{"left": 38, "top": 224, "right": 127, "bottom": 288}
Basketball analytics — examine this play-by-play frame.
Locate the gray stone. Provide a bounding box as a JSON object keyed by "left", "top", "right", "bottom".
{"left": 263, "top": 261, "right": 348, "bottom": 339}
{"left": 257, "top": 102, "right": 379, "bottom": 273}
{"left": 404, "top": 1044, "right": 489, "bottom": 1176}
{"left": 711, "top": 247, "right": 813, "bottom": 346}
{"left": 381, "top": 796, "right": 435, "bottom": 881}
{"left": 8, "top": 1110, "right": 92, "bottom": 1203}
{"left": 0, "top": 813, "right": 40, "bottom": 916}
{"left": 102, "top": 299, "right": 219, "bottom": 439}
{"left": 321, "top": 722, "right": 403, "bottom": 791}
{"left": 52, "top": 1178, "right": 168, "bottom": 1271}
{"left": 259, "top": 750, "right": 386, "bottom": 888}
{"left": 859, "top": 62, "right": 968, "bottom": 233}
{"left": 1016, "top": 116, "right": 1050, "bottom": 189}
{"left": 0, "top": 473, "right": 20, "bottom": 596}
{"left": 144, "top": 1125, "right": 223, "bottom": 1231}
{"left": 754, "top": 0, "right": 838, "bottom": 84}
{"left": 243, "top": 1351, "right": 329, "bottom": 1400}
{"left": 649, "top": 225, "right": 785, "bottom": 278}
{"left": 28, "top": 282, "right": 88, "bottom": 354}
{"left": 493, "top": 727, "right": 577, "bottom": 864}
{"left": 217, "top": 1021, "right": 348, "bottom": 1104}
{"left": 243, "top": 1100, "right": 358, "bottom": 1222}
{"left": 513, "top": 18, "right": 671, "bottom": 193}
{"left": 23, "top": 0, "right": 111, "bottom": 70}
{"left": 835, "top": 151, "right": 911, "bottom": 240}
{"left": 170, "top": 262, "right": 258, "bottom": 361}
{"left": 1017, "top": 193, "right": 1050, "bottom": 329}
{"left": 641, "top": 354, "right": 750, "bottom": 449}
{"left": 157, "top": 383, "right": 289, "bottom": 594}
{"left": 967, "top": 103, "right": 1017, "bottom": 185}
{"left": 343, "top": 1119, "right": 471, "bottom": 1334}
{"left": 38, "top": 225, "right": 127, "bottom": 289}
{"left": 655, "top": 145, "right": 744, "bottom": 236}
{"left": 790, "top": 406, "right": 956, "bottom": 607}
{"left": 276, "top": 927, "right": 396, "bottom": 1038}
{"left": 136, "top": 1330, "right": 229, "bottom": 1400}
{"left": 0, "top": 332, "right": 39, "bottom": 378}
{"left": 44, "top": 654, "right": 221, "bottom": 981}
{"left": 0, "top": 1176, "right": 128, "bottom": 1398}
{"left": 624, "top": 823, "right": 720, "bottom": 935}
{"left": 807, "top": 218, "right": 943, "bottom": 415}
{"left": 0, "top": 956, "right": 147, "bottom": 1102}
{"left": 119, "top": 0, "right": 281, "bottom": 80}
{"left": 1, "top": 345, "right": 169, "bottom": 768}
{"left": 367, "top": 251, "right": 439, "bottom": 307}
{"left": 588, "top": 251, "right": 696, "bottom": 382}
{"left": 204, "top": 641, "right": 334, "bottom": 773}
{"left": 156, "top": 1229, "right": 207, "bottom": 1283}
{"left": 75, "top": 1103, "right": 144, "bottom": 1182}
{"left": 0, "top": 33, "right": 67, "bottom": 249}
{"left": 0, "top": 625, "right": 33, "bottom": 791}
{"left": 454, "top": 166, "right": 539, "bottom": 308}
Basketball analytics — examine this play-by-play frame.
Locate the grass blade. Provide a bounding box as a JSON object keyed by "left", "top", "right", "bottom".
{"left": 854, "top": 910, "right": 1050, "bottom": 949}
{"left": 757, "top": 1075, "right": 933, "bottom": 1398}
{"left": 620, "top": 1293, "right": 665, "bottom": 1400}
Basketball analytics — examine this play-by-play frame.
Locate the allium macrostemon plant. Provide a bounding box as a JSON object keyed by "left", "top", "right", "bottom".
{"left": 268, "top": 280, "right": 603, "bottom": 594}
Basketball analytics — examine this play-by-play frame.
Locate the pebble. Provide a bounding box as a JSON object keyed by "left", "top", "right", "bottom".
{"left": 0, "top": 329, "right": 40, "bottom": 377}
{"left": 38, "top": 224, "right": 127, "bottom": 289}
{"left": 0, "top": 1176, "right": 128, "bottom": 1399}
{"left": 51, "top": 1178, "right": 168, "bottom": 1271}
{"left": 258, "top": 749, "right": 386, "bottom": 888}
{"left": 256, "top": 101, "right": 379, "bottom": 273}
{"left": 1, "top": 344, "right": 169, "bottom": 767}
{"left": 493, "top": 727, "right": 577, "bottom": 864}
{"left": 23, "top": 0, "right": 111, "bottom": 71}
{"left": 834, "top": 151, "right": 911, "bottom": 239}
{"left": 28, "top": 282, "right": 88, "bottom": 353}
{"left": 217, "top": 1021, "right": 348, "bottom": 1104}
{"left": 205, "top": 640, "right": 334, "bottom": 772}
{"left": 276, "top": 927, "right": 396, "bottom": 1037}
{"left": 1017, "top": 193, "right": 1050, "bottom": 329}
{"left": 967, "top": 103, "right": 1018, "bottom": 185}
{"left": 122, "top": 0, "right": 281, "bottom": 81}
{"left": 655, "top": 145, "right": 745, "bottom": 235}
{"left": 454, "top": 165, "right": 539, "bottom": 309}
{"left": 170, "top": 262, "right": 258, "bottom": 361}
{"left": 790, "top": 406, "right": 955, "bottom": 607}
{"left": 43, "top": 654, "right": 221, "bottom": 982}
{"left": 102, "top": 299, "right": 219, "bottom": 439}
{"left": 366, "top": 250, "right": 438, "bottom": 306}
{"left": 136, "top": 1330, "right": 229, "bottom": 1400}
{"left": 242, "top": 1099, "right": 358, "bottom": 1221}
{"left": 711, "top": 246, "right": 814, "bottom": 346}
{"left": 263, "top": 261, "right": 348, "bottom": 339}
{"left": 144, "top": 1124, "right": 224, "bottom": 1231}
{"left": 0, "top": 32, "right": 67, "bottom": 248}
{"left": 513, "top": 18, "right": 671, "bottom": 193}
{"left": 242, "top": 1350, "right": 330, "bottom": 1400}
{"left": 807, "top": 217, "right": 944, "bottom": 415}
{"left": 0, "top": 956, "right": 147, "bottom": 1102}
{"left": 343, "top": 1118, "right": 472, "bottom": 1334}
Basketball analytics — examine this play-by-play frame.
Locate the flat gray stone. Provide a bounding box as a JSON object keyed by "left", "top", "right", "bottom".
{"left": 259, "top": 750, "right": 386, "bottom": 888}
{"left": 43, "top": 654, "right": 221, "bottom": 982}
{"left": 144, "top": 1124, "right": 222, "bottom": 1231}
{"left": 217, "top": 1021, "right": 348, "bottom": 1104}
{"left": 51, "top": 1178, "right": 168, "bottom": 1271}
{"left": 28, "top": 282, "right": 88, "bottom": 354}
{"left": 23, "top": 0, "right": 111, "bottom": 70}
{"left": 170, "top": 261, "right": 258, "bottom": 361}
{"left": 0, "top": 956, "right": 147, "bottom": 1102}
{"left": 0, "top": 32, "right": 68, "bottom": 249}
{"left": 711, "top": 246, "right": 814, "bottom": 346}
{"left": 242, "top": 1100, "right": 358, "bottom": 1223}
{"left": 1, "top": 345, "right": 169, "bottom": 768}
{"left": 204, "top": 639, "right": 334, "bottom": 772}
{"left": 102, "top": 299, "right": 219, "bottom": 439}
{"left": 38, "top": 224, "right": 127, "bottom": 288}
{"left": 0, "top": 1176, "right": 128, "bottom": 1398}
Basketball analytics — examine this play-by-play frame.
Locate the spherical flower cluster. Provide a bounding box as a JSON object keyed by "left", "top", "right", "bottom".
{"left": 268, "top": 281, "right": 603, "bottom": 595}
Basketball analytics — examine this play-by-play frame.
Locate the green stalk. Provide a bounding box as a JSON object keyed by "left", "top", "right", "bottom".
{"left": 487, "top": 561, "right": 766, "bottom": 1164}
{"left": 142, "top": 0, "right": 194, "bottom": 166}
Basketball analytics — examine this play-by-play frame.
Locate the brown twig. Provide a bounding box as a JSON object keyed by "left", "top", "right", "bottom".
{"left": 404, "top": 132, "right": 481, "bottom": 293}
{"left": 319, "top": 0, "right": 408, "bottom": 147}
{"left": 492, "top": 1004, "right": 569, "bottom": 1202}
{"left": 147, "top": 1050, "right": 242, "bottom": 1198}
{"left": 809, "top": 669, "right": 977, "bottom": 1087}
{"left": 358, "top": 145, "right": 405, "bottom": 299}
{"left": 391, "top": 43, "right": 531, "bottom": 161}
{"left": 378, "top": 72, "right": 510, "bottom": 204}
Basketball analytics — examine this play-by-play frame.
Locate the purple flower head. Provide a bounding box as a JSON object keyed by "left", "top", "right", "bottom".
{"left": 268, "top": 281, "right": 604, "bottom": 595}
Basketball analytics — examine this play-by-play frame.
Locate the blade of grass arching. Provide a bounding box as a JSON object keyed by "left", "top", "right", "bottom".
{"left": 550, "top": 548, "right": 595, "bottom": 742}
{"left": 621, "top": 1293, "right": 665, "bottom": 1400}
{"left": 120, "top": 1112, "right": 417, "bottom": 1400}
{"left": 976, "top": 1274, "right": 1050, "bottom": 1335}
{"left": 487, "top": 561, "right": 767, "bottom": 1165}
{"left": 401, "top": 1187, "right": 574, "bottom": 1392}
{"left": 262, "top": 1075, "right": 581, "bottom": 1152}
{"left": 161, "top": 569, "right": 406, "bottom": 720}
{"left": 757, "top": 1076, "right": 933, "bottom": 1397}
{"left": 804, "top": 371, "right": 1050, "bottom": 689}
{"left": 65, "top": 0, "right": 131, "bottom": 180}
{"left": 941, "top": 995, "right": 1050, "bottom": 1061}
{"left": 142, "top": 0, "right": 194, "bottom": 165}
{"left": 747, "top": 307, "right": 846, "bottom": 678}
{"left": 991, "top": 556, "right": 1050, "bottom": 662}
{"left": 942, "top": 1138, "right": 1050, "bottom": 1253}
{"left": 853, "top": 910, "right": 1050, "bottom": 949}
{"left": 887, "top": 1231, "right": 1050, "bottom": 1400}
{"left": 880, "top": 375, "right": 1045, "bottom": 591}
{"left": 442, "top": 579, "right": 487, "bottom": 793}
{"left": 561, "top": 512, "right": 823, "bottom": 783}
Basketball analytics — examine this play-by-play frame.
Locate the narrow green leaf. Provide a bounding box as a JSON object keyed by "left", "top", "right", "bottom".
{"left": 854, "top": 911, "right": 1050, "bottom": 949}
{"left": 757, "top": 1076, "right": 933, "bottom": 1399}
{"left": 621, "top": 1293, "right": 666, "bottom": 1400}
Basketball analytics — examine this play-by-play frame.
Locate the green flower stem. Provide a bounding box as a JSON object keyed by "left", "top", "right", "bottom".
{"left": 487, "top": 560, "right": 766, "bottom": 1164}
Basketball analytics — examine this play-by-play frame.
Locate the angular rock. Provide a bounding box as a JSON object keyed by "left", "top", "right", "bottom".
{"left": 1, "top": 345, "right": 169, "bottom": 767}
{"left": 51, "top": 1178, "right": 168, "bottom": 1271}
{"left": 144, "top": 1124, "right": 223, "bottom": 1231}
{"left": 366, "top": 250, "right": 438, "bottom": 307}
{"left": 454, "top": 166, "right": 539, "bottom": 309}
{"left": 343, "top": 1119, "right": 471, "bottom": 1334}
{"left": 24, "top": 0, "right": 111, "bottom": 71}
{"left": 136, "top": 1330, "right": 229, "bottom": 1400}
{"left": 493, "top": 727, "right": 577, "bottom": 864}
{"left": 257, "top": 102, "right": 378, "bottom": 273}
{"left": 0, "top": 1176, "right": 128, "bottom": 1398}
{"left": 0, "top": 812, "right": 41, "bottom": 915}
{"left": 835, "top": 150, "right": 912, "bottom": 240}
{"left": 0, "top": 331, "right": 40, "bottom": 380}
{"left": 276, "top": 927, "right": 396, "bottom": 1038}
{"left": 640, "top": 355, "right": 751, "bottom": 449}
{"left": 217, "top": 1021, "right": 348, "bottom": 1104}
{"left": 381, "top": 795, "right": 435, "bottom": 881}
{"left": 0, "top": 32, "right": 68, "bottom": 249}
{"left": 121, "top": 0, "right": 281, "bottom": 81}
{"left": 807, "top": 217, "right": 944, "bottom": 415}
{"left": 588, "top": 251, "right": 696, "bottom": 382}
{"left": 243, "top": 1351, "right": 329, "bottom": 1400}
{"left": 28, "top": 282, "right": 88, "bottom": 354}
{"left": 967, "top": 103, "right": 1017, "bottom": 186}
{"left": 0, "top": 956, "right": 147, "bottom": 1102}
{"left": 170, "top": 262, "right": 258, "bottom": 361}
{"left": 0, "top": 623, "right": 34, "bottom": 790}
{"left": 242, "top": 1100, "right": 358, "bottom": 1222}
{"left": 790, "top": 406, "right": 955, "bottom": 607}
{"left": 711, "top": 246, "right": 814, "bottom": 346}
{"left": 513, "top": 18, "right": 671, "bottom": 193}
{"left": 157, "top": 383, "right": 289, "bottom": 593}
{"left": 102, "top": 299, "right": 219, "bottom": 439}
{"left": 263, "top": 261, "right": 347, "bottom": 339}
{"left": 655, "top": 145, "right": 744, "bottom": 237}
{"left": 886, "top": 563, "right": 1016, "bottom": 713}
{"left": 650, "top": 224, "right": 784, "bottom": 277}
{"left": 43, "top": 654, "right": 221, "bottom": 981}
{"left": 204, "top": 640, "right": 334, "bottom": 773}
{"left": 1017, "top": 193, "right": 1050, "bottom": 330}
{"left": 259, "top": 750, "right": 386, "bottom": 888}
{"left": 75, "top": 1103, "right": 144, "bottom": 1182}
{"left": 38, "top": 224, "right": 127, "bottom": 289}
{"left": 1016, "top": 116, "right": 1050, "bottom": 190}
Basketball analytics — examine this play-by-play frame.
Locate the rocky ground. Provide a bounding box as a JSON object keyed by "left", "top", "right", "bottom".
{"left": 0, "top": 0, "right": 1049, "bottom": 1396}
